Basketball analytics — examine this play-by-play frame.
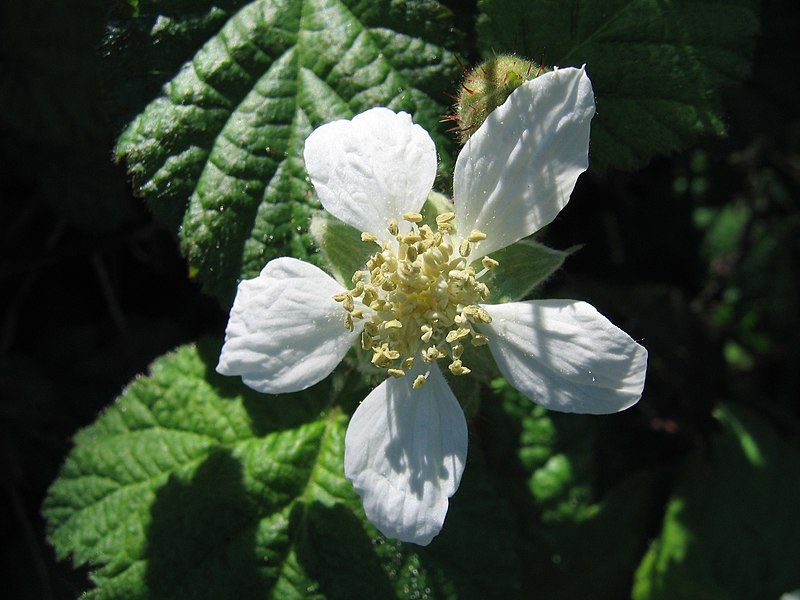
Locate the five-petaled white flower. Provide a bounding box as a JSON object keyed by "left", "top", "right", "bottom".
{"left": 217, "top": 66, "right": 648, "bottom": 545}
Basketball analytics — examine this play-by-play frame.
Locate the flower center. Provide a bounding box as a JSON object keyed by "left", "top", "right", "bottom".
{"left": 334, "top": 211, "right": 499, "bottom": 388}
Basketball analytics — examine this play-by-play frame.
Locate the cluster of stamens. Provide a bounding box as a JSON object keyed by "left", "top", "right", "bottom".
{"left": 333, "top": 211, "right": 499, "bottom": 388}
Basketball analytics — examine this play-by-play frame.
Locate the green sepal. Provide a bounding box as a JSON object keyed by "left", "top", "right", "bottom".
{"left": 477, "top": 241, "right": 576, "bottom": 304}
{"left": 309, "top": 211, "right": 375, "bottom": 287}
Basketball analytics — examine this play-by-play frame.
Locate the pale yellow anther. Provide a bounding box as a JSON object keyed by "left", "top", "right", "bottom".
{"left": 459, "top": 239, "right": 471, "bottom": 257}
{"left": 452, "top": 344, "right": 464, "bottom": 359}
{"left": 351, "top": 281, "right": 364, "bottom": 297}
{"left": 406, "top": 246, "right": 418, "bottom": 261}
{"left": 445, "top": 328, "right": 470, "bottom": 343}
{"left": 436, "top": 212, "right": 456, "bottom": 224}
{"left": 352, "top": 309, "right": 364, "bottom": 319}
{"left": 361, "top": 331, "right": 371, "bottom": 349}
{"left": 448, "top": 269, "right": 469, "bottom": 282}
{"left": 343, "top": 294, "right": 354, "bottom": 312}
{"left": 449, "top": 361, "right": 472, "bottom": 376}
{"left": 388, "top": 368, "right": 405, "bottom": 378}
{"left": 344, "top": 313, "right": 354, "bottom": 331}
{"left": 363, "top": 289, "right": 378, "bottom": 305}
{"left": 412, "top": 375, "right": 427, "bottom": 389}
{"left": 468, "top": 230, "right": 487, "bottom": 242}
{"left": 476, "top": 307, "right": 492, "bottom": 323}
{"left": 384, "top": 349, "right": 400, "bottom": 360}
{"left": 437, "top": 222, "right": 456, "bottom": 234}
{"left": 481, "top": 256, "right": 499, "bottom": 269}
{"left": 462, "top": 305, "right": 479, "bottom": 317}
{"left": 352, "top": 270, "right": 365, "bottom": 283}
{"left": 381, "top": 279, "right": 396, "bottom": 291}
{"left": 387, "top": 219, "right": 399, "bottom": 236}
{"left": 403, "top": 212, "right": 423, "bottom": 223}
{"left": 384, "top": 320, "right": 403, "bottom": 329}
{"left": 402, "top": 357, "right": 415, "bottom": 370}
{"left": 333, "top": 292, "right": 348, "bottom": 302}
{"left": 402, "top": 232, "right": 422, "bottom": 244}
{"left": 361, "top": 232, "right": 377, "bottom": 242}
{"left": 471, "top": 334, "right": 489, "bottom": 346}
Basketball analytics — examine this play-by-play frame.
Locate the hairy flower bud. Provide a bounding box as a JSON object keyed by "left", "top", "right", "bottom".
{"left": 454, "top": 54, "right": 548, "bottom": 143}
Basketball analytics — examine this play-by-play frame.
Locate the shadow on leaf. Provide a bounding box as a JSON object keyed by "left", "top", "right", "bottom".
{"left": 292, "top": 501, "right": 396, "bottom": 599}
{"left": 145, "top": 449, "right": 265, "bottom": 600}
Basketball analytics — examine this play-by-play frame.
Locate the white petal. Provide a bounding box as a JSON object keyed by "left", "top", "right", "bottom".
{"left": 344, "top": 364, "right": 468, "bottom": 545}
{"left": 480, "top": 300, "right": 647, "bottom": 414}
{"left": 304, "top": 107, "right": 437, "bottom": 240}
{"left": 217, "top": 257, "right": 359, "bottom": 394}
{"left": 453, "top": 66, "right": 595, "bottom": 258}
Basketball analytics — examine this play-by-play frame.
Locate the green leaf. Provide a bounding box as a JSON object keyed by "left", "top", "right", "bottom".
{"left": 44, "top": 340, "right": 521, "bottom": 598}
{"left": 480, "top": 379, "right": 666, "bottom": 598}
{"left": 476, "top": 0, "right": 760, "bottom": 171}
{"left": 113, "top": 0, "right": 462, "bottom": 303}
{"left": 478, "top": 240, "right": 574, "bottom": 304}
{"left": 633, "top": 404, "right": 800, "bottom": 600}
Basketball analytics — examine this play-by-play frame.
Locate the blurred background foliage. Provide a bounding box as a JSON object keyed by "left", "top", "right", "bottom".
{"left": 1, "top": 0, "right": 798, "bottom": 598}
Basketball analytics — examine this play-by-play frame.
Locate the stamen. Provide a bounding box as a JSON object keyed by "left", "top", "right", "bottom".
{"left": 340, "top": 215, "right": 495, "bottom": 383}
{"left": 361, "top": 232, "right": 377, "bottom": 242}
{"left": 343, "top": 294, "right": 354, "bottom": 312}
{"left": 436, "top": 212, "right": 456, "bottom": 224}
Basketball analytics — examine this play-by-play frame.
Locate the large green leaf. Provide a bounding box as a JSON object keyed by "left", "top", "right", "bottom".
{"left": 476, "top": 0, "right": 760, "bottom": 171}
{"left": 113, "top": 0, "right": 462, "bottom": 302}
{"left": 633, "top": 404, "right": 800, "bottom": 600}
{"left": 44, "top": 340, "right": 521, "bottom": 598}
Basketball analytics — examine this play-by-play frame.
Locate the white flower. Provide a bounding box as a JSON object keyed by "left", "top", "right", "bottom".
{"left": 217, "top": 66, "right": 648, "bottom": 545}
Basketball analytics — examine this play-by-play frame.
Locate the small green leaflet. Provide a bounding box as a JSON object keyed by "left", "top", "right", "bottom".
{"left": 476, "top": 0, "right": 760, "bottom": 171}
{"left": 44, "top": 341, "right": 521, "bottom": 598}
{"left": 114, "top": 0, "right": 462, "bottom": 303}
{"left": 633, "top": 404, "right": 800, "bottom": 600}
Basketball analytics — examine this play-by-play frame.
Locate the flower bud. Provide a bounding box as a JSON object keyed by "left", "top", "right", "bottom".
{"left": 454, "top": 54, "right": 547, "bottom": 143}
